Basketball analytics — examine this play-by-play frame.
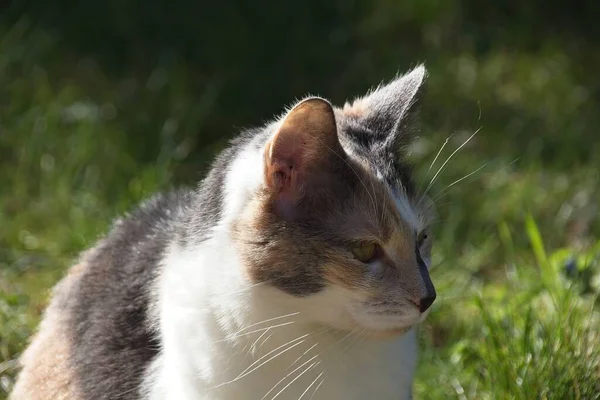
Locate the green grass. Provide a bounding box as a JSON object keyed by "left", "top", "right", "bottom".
{"left": 1, "top": 20, "right": 599, "bottom": 400}
{"left": 415, "top": 220, "right": 600, "bottom": 399}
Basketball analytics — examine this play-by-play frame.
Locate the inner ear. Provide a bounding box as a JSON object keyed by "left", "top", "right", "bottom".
{"left": 264, "top": 97, "right": 344, "bottom": 209}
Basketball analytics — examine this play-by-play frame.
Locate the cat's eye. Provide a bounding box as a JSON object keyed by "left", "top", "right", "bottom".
{"left": 351, "top": 242, "right": 380, "bottom": 263}
{"left": 417, "top": 231, "right": 428, "bottom": 248}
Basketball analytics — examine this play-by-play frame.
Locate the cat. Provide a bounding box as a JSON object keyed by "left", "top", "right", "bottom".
{"left": 11, "top": 65, "right": 436, "bottom": 400}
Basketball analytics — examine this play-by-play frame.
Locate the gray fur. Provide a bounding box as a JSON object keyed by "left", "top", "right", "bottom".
{"left": 66, "top": 190, "right": 192, "bottom": 399}
{"left": 340, "top": 66, "right": 426, "bottom": 196}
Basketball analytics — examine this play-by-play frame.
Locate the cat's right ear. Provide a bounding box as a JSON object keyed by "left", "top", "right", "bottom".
{"left": 344, "top": 65, "right": 426, "bottom": 151}
{"left": 264, "top": 97, "right": 343, "bottom": 217}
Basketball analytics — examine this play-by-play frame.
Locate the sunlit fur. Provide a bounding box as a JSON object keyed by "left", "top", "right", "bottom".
{"left": 12, "top": 66, "right": 435, "bottom": 400}
{"left": 151, "top": 149, "right": 425, "bottom": 399}
{"left": 235, "top": 138, "right": 433, "bottom": 334}
{"left": 150, "top": 67, "right": 436, "bottom": 399}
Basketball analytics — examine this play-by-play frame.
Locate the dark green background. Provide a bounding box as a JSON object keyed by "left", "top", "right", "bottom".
{"left": 1, "top": 1, "right": 599, "bottom": 398}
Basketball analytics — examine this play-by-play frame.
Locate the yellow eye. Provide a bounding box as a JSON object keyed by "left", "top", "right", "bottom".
{"left": 351, "top": 242, "right": 379, "bottom": 263}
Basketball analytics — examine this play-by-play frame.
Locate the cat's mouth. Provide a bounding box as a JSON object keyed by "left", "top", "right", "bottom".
{"left": 365, "top": 326, "right": 412, "bottom": 340}
{"left": 347, "top": 306, "right": 421, "bottom": 339}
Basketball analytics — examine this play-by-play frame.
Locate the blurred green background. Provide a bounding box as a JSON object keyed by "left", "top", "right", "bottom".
{"left": 1, "top": 1, "right": 599, "bottom": 398}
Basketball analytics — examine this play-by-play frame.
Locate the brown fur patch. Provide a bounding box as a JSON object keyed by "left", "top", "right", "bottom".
{"left": 320, "top": 256, "right": 364, "bottom": 291}
{"left": 10, "top": 261, "right": 88, "bottom": 400}
{"left": 232, "top": 194, "right": 328, "bottom": 296}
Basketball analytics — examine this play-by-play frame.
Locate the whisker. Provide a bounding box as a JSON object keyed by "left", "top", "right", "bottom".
{"left": 285, "top": 326, "right": 330, "bottom": 370}
{"left": 214, "top": 321, "right": 296, "bottom": 343}
{"left": 324, "top": 330, "right": 354, "bottom": 358}
{"left": 339, "top": 329, "right": 363, "bottom": 356}
{"left": 308, "top": 377, "right": 325, "bottom": 400}
{"left": 236, "top": 312, "right": 299, "bottom": 334}
{"left": 231, "top": 334, "right": 312, "bottom": 383}
{"left": 212, "top": 333, "right": 310, "bottom": 387}
{"left": 298, "top": 371, "right": 324, "bottom": 400}
{"left": 427, "top": 162, "right": 488, "bottom": 207}
{"left": 257, "top": 334, "right": 273, "bottom": 351}
{"left": 286, "top": 342, "right": 320, "bottom": 371}
{"left": 369, "top": 158, "right": 384, "bottom": 230}
{"left": 217, "top": 281, "right": 268, "bottom": 298}
{"left": 417, "top": 134, "right": 453, "bottom": 195}
{"left": 420, "top": 128, "right": 481, "bottom": 203}
{"left": 425, "top": 157, "right": 518, "bottom": 215}
{"left": 249, "top": 327, "right": 273, "bottom": 355}
{"left": 270, "top": 361, "right": 320, "bottom": 400}
{"left": 260, "top": 354, "right": 320, "bottom": 400}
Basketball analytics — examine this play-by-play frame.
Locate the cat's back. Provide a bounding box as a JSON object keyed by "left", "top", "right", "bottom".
{"left": 11, "top": 189, "right": 193, "bottom": 400}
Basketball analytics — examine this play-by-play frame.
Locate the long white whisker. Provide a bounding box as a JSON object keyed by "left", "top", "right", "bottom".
{"left": 286, "top": 342, "right": 320, "bottom": 371}
{"left": 270, "top": 361, "right": 320, "bottom": 400}
{"left": 218, "top": 281, "right": 267, "bottom": 297}
{"left": 261, "top": 354, "right": 320, "bottom": 400}
{"left": 249, "top": 327, "right": 272, "bottom": 354}
{"left": 215, "top": 321, "right": 296, "bottom": 343}
{"left": 426, "top": 158, "right": 521, "bottom": 215}
{"left": 231, "top": 334, "right": 311, "bottom": 383}
{"left": 285, "top": 327, "right": 330, "bottom": 371}
{"left": 257, "top": 334, "right": 272, "bottom": 351}
{"left": 308, "top": 377, "right": 325, "bottom": 400}
{"left": 332, "top": 330, "right": 355, "bottom": 351}
{"left": 211, "top": 333, "right": 309, "bottom": 387}
{"left": 370, "top": 160, "right": 383, "bottom": 228}
{"left": 417, "top": 134, "right": 453, "bottom": 195}
{"left": 421, "top": 128, "right": 481, "bottom": 201}
{"left": 429, "top": 163, "right": 488, "bottom": 205}
{"left": 236, "top": 312, "right": 299, "bottom": 334}
{"left": 340, "top": 330, "right": 362, "bottom": 356}
{"left": 299, "top": 372, "right": 324, "bottom": 400}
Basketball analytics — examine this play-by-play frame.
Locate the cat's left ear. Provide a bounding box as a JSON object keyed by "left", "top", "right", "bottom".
{"left": 346, "top": 65, "right": 426, "bottom": 150}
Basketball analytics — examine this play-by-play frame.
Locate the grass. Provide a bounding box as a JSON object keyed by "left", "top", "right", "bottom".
{"left": 1, "top": 21, "right": 599, "bottom": 400}
{"left": 415, "top": 219, "right": 600, "bottom": 399}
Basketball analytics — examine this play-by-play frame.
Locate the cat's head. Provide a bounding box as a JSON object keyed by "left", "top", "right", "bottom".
{"left": 234, "top": 66, "right": 435, "bottom": 337}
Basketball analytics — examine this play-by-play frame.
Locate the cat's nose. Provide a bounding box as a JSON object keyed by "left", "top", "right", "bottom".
{"left": 411, "top": 294, "right": 436, "bottom": 313}
{"left": 417, "top": 294, "right": 436, "bottom": 313}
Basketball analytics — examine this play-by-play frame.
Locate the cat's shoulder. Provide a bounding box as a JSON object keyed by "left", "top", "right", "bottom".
{"left": 11, "top": 188, "right": 194, "bottom": 400}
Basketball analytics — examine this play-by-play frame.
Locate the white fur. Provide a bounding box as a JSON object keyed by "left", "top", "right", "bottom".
{"left": 393, "top": 192, "right": 422, "bottom": 232}
{"left": 144, "top": 137, "right": 420, "bottom": 400}
{"left": 372, "top": 167, "right": 423, "bottom": 234}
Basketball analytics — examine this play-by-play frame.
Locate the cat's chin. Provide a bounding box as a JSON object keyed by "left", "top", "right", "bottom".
{"left": 363, "top": 326, "right": 414, "bottom": 340}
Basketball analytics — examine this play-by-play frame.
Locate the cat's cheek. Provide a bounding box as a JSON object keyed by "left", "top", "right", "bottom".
{"left": 321, "top": 261, "right": 369, "bottom": 293}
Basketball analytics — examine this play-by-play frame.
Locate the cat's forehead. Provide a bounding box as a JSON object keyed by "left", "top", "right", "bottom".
{"left": 329, "top": 149, "right": 423, "bottom": 235}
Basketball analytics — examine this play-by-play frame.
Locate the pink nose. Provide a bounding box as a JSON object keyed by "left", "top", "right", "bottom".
{"left": 410, "top": 295, "right": 436, "bottom": 313}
